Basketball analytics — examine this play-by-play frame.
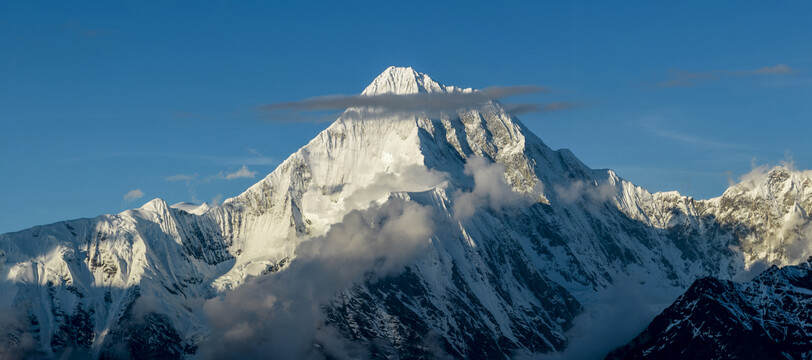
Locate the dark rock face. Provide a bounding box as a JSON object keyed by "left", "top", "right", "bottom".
{"left": 325, "top": 262, "right": 582, "bottom": 360}
{"left": 51, "top": 305, "right": 94, "bottom": 352}
{"left": 93, "top": 288, "right": 185, "bottom": 360}
{"left": 124, "top": 313, "right": 184, "bottom": 360}
{"left": 608, "top": 258, "right": 812, "bottom": 360}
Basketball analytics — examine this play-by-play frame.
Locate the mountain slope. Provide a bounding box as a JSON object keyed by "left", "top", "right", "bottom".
{"left": 607, "top": 257, "right": 812, "bottom": 359}
{"left": 1, "top": 66, "right": 811, "bottom": 359}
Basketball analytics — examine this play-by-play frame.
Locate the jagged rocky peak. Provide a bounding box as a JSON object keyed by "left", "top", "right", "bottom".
{"left": 356, "top": 66, "right": 545, "bottom": 194}
{"left": 723, "top": 165, "right": 812, "bottom": 200}
{"left": 699, "top": 165, "right": 812, "bottom": 268}
{"left": 238, "top": 66, "right": 543, "bottom": 207}
{"left": 223, "top": 66, "right": 551, "bottom": 269}
{"left": 713, "top": 165, "right": 812, "bottom": 228}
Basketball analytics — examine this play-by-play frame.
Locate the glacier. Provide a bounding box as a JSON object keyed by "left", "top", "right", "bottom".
{"left": 1, "top": 66, "right": 811, "bottom": 359}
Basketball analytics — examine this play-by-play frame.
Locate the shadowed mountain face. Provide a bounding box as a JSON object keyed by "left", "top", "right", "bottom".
{"left": 608, "top": 257, "right": 812, "bottom": 360}
{"left": 1, "top": 67, "right": 811, "bottom": 359}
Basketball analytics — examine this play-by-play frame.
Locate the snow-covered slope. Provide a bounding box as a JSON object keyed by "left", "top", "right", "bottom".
{"left": 1, "top": 66, "right": 811, "bottom": 359}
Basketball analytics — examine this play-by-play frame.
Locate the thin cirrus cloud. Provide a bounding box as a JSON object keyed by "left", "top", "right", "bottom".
{"left": 54, "top": 21, "right": 113, "bottom": 38}
{"left": 656, "top": 64, "right": 796, "bottom": 88}
{"left": 60, "top": 151, "right": 275, "bottom": 166}
{"left": 503, "top": 101, "right": 590, "bottom": 115}
{"left": 649, "top": 127, "right": 751, "bottom": 150}
{"left": 641, "top": 118, "right": 755, "bottom": 151}
{"left": 123, "top": 189, "right": 144, "bottom": 202}
{"left": 258, "top": 85, "right": 585, "bottom": 122}
{"left": 166, "top": 174, "right": 197, "bottom": 182}
{"left": 263, "top": 85, "right": 548, "bottom": 111}
{"left": 167, "top": 165, "right": 257, "bottom": 183}
{"left": 167, "top": 166, "right": 257, "bottom": 204}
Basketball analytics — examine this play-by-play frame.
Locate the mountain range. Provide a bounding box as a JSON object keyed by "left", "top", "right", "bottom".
{"left": 1, "top": 66, "right": 810, "bottom": 359}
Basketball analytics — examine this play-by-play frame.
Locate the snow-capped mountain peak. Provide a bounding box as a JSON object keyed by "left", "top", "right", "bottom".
{"left": 1, "top": 67, "right": 811, "bottom": 360}
{"left": 723, "top": 165, "right": 812, "bottom": 199}
{"left": 361, "top": 66, "right": 470, "bottom": 95}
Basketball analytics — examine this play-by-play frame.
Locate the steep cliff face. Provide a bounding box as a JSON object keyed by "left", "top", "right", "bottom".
{"left": 1, "top": 67, "right": 810, "bottom": 359}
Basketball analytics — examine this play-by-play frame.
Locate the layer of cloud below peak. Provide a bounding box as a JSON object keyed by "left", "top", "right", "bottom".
{"left": 258, "top": 85, "right": 582, "bottom": 122}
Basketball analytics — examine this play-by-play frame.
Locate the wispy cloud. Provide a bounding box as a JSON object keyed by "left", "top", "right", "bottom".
{"left": 504, "top": 102, "right": 590, "bottom": 115}
{"left": 60, "top": 151, "right": 275, "bottom": 166}
{"left": 166, "top": 173, "right": 197, "bottom": 182}
{"left": 224, "top": 165, "right": 256, "bottom": 180}
{"left": 656, "top": 64, "right": 796, "bottom": 88}
{"left": 649, "top": 127, "right": 751, "bottom": 150}
{"left": 553, "top": 180, "right": 616, "bottom": 205}
{"left": 247, "top": 148, "right": 265, "bottom": 157}
{"left": 263, "top": 86, "right": 548, "bottom": 112}
{"left": 59, "top": 21, "right": 112, "bottom": 38}
{"left": 166, "top": 166, "right": 258, "bottom": 203}
{"left": 123, "top": 189, "right": 144, "bottom": 202}
{"left": 746, "top": 64, "right": 795, "bottom": 75}
{"left": 166, "top": 173, "right": 201, "bottom": 203}
{"left": 260, "top": 85, "right": 558, "bottom": 122}
{"left": 642, "top": 119, "right": 753, "bottom": 150}
{"left": 202, "top": 165, "right": 258, "bottom": 182}
{"left": 208, "top": 167, "right": 257, "bottom": 181}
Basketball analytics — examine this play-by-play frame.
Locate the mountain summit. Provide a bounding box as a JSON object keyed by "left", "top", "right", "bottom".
{"left": 1, "top": 67, "right": 811, "bottom": 359}
{"left": 361, "top": 66, "right": 457, "bottom": 95}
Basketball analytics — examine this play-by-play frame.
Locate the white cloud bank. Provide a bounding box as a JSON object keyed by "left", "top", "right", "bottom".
{"left": 199, "top": 198, "right": 436, "bottom": 360}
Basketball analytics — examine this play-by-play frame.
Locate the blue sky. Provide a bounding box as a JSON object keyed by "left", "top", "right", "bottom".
{"left": 2, "top": 1, "right": 811, "bottom": 232}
